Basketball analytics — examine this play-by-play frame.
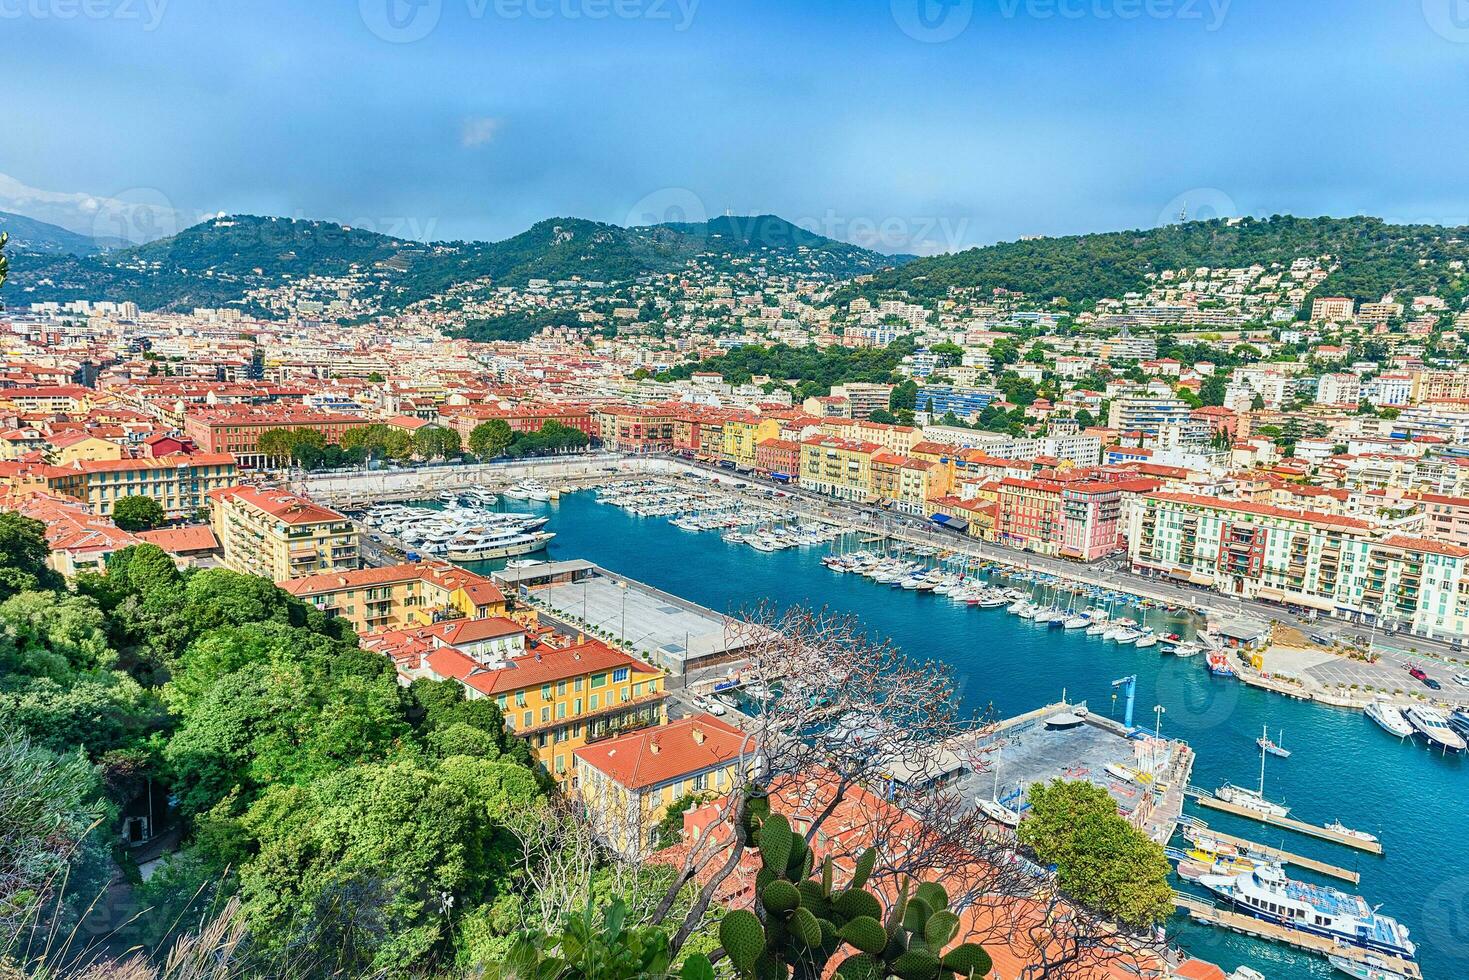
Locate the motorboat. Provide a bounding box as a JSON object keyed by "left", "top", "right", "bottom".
{"left": 1327, "top": 953, "right": 1408, "bottom": 979}
{"left": 1365, "top": 700, "right": 1415, "bottom": 739}
{"left": 1196, "top": 865, "right": 1414, "bottom": 960}
{"left": 1325, "top": 821, "right": 1379, "bottom": 846}
{"left": 1404, "top": 704, "right": 1467, "bottom": 752}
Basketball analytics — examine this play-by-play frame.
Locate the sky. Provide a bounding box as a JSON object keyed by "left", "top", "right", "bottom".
{"left": 5, "top": 0, "right": 1469, "bottom": 254}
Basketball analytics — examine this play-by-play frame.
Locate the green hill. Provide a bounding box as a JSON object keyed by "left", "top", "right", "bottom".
{"left": 0, "top": 210, "right": 110, "bottom": 256}
{"left": 847, "top": 215, "right": 1469, "bottom": 310}
{"left": 4, "top": 213, "right": 908, "bottom": 315}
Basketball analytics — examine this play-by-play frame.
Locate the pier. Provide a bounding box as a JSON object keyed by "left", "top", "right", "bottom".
{"left": 1179, "top": 822, "right": 1361, "bottom": 883}
{"left": 1170, "top": 892, "right": 1421, "bottom": 979}
{"left": 1185, "top": 789, "right": 1384, "bottom": 855}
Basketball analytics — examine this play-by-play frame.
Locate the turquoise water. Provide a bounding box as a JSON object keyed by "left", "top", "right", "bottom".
{"left": 463, "top": 494, "right": 1466, "bottom": 980}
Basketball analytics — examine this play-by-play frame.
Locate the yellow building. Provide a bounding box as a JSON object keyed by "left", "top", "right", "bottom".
{"left": 406, "top": 635, "right": 667, "bottom": 783}
{"left": 45, "top": 434, "right": 125, "bottom": 466}
{"left": 573, "top": 713, "right": 754, "bottom": 858}
{"left": 281, "top": 561, "right": 511, "bottom": 634}
{"left": 40, "top": 454, "right": 238, "bottom": 519}
{"left": 721, "top": 415, "right": 781, "bottom": 468}
{"left": 871, "top": 452, "right": 950, "bottom": 515}
{"left": 798, "top": 435, "right": 878, "bottom": 502}
{"left": 208, "top": 485, "right": 359, "bottom": 581}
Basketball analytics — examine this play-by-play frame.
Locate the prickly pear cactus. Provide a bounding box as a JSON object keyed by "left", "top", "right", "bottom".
{"left": 717, "top": 808, "right": 993, "bottom": 980}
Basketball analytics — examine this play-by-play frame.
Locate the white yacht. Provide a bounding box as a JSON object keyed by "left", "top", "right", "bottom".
{"left": 1404, "top": 704, "right": 1467, "bottom": 752}
{"left": 1365, "top": 700, "right": 1415, "bottom": 739}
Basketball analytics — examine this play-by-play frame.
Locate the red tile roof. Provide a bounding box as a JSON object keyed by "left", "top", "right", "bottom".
{"left": 573, "top": 713, "right": 751, "bottom": 790}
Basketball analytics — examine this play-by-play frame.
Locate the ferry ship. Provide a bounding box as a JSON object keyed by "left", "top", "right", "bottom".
{"left": 1196, "top": 865, "right": 1415, "bottom": 960}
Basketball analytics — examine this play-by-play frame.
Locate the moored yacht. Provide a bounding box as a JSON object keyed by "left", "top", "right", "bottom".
{"left": 1365, "top": 700, "right": 1414, "bottom": 739}
{"left": 1404, "top": 704, "right": 1467, "bottom": 752}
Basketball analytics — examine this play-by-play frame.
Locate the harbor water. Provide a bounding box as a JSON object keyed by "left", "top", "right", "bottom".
{"left": 459, "top": 493, "right": 1466, "bottom": 980}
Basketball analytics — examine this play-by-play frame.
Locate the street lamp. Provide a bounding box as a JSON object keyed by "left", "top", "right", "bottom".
{"left": 1153, "top": 703, "right": 1166, "bottom": 740}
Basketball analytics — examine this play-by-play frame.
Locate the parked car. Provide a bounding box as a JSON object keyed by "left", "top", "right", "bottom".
{"left": 1408, "top": 665, "right": 1442, "bottom": 689}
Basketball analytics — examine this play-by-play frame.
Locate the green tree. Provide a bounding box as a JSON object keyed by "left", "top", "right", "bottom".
{"left": 414, "top": 425, "right": 462, "bottom": 460}
{"left": 866, "top": 409, "right": 898, "bottom": 425}
{"left": 1250, "top": 393, "right": 1266, "bottom": 411}
{"left": 889, "top": 380, "right": 918, "bottom": 412}
{"left": 470, "top": 419, "right": 515, "bottom": 458}
{"left": 0, "top": 511, "right": 60, "bottom": 599}
{"left": 1198, "top": 373, "right": 1227, "bottom": 407}
{"left": 111, "top": 494, "right": 167, "bottom": 532}
{"left": 1017, "top": 779, "right": 1173, "bottom": 930}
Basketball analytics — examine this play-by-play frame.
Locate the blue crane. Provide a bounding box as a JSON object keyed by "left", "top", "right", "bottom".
{"left": 1110, "top": 674, "right": 1137, "bottom": 730}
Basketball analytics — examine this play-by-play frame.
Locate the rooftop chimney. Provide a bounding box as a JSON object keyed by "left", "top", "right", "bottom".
{"left": 692, "top": 727, "right": 706, "bottom": 745}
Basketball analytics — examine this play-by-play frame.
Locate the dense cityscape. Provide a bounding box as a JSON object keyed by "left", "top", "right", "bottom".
{"left": 6, "top": 3, "right": 1469, "bottom": 980}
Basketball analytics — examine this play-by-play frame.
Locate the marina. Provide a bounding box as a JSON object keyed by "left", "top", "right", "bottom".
{"left": 420, "top": 487, "right": 1459, "bottom": 980}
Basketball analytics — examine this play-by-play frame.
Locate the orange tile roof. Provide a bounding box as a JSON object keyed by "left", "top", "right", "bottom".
{"left": 573, "top": 713, "right": 751, "bottom": 790}
{"left": 208, "top": 485, "right": 346, "bottom": 525}
{"left": 136, "top": 525, "right": 219, "bottom": 553}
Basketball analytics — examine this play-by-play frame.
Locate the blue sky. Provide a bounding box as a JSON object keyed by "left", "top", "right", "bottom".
{"left": 5, "top": 0, "right": 1469, "bottom": 253}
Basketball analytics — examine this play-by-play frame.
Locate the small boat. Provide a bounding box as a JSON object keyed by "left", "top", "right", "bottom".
{"left": 1327, "top": 953, "right": 1407, "bottom": 979}
{"left": 1229, "top": 967, "right": 1266, "bottom": 980}
{"left": 1325, "top": 821, "right": 1379, "bottom": 846}
{"left": 1365, "top": 700, "right": 1414, "bottom": 739}
{"left": 1256, "top": 726, "right": 1291, "bottom": 758}
{"left": 978, "top": 798, "right": 1021, "bottom": 827}
{"left": 1217, "top": 735, "right": 1289, "bottom": 816}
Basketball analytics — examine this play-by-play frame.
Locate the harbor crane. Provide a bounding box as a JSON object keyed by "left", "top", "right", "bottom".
{"left": 1111, "top": 674, "right": 1137, "bottom": 730}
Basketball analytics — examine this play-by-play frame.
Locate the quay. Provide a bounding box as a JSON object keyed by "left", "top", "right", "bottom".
{"left": 1170, "top": 891, "right": 1421, "bottom": 979}
{"left": 961, "top": 701, "right": 1196, "bottom": 846}
{"left": 1185, "top": 788, "right": 1385, "bottom": 855}
{"left": 1180, "top": 821, "right": 1361, "bottom": 883}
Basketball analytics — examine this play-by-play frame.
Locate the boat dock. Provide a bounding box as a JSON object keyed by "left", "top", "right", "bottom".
{"left": 1183, "top": 822, "right": 1361, "bottom": 883}
{"left": 1170, "top": 891, "right": 1421, "bottom": 978}
{"left": 1184, "top": 788, "right": 1384, "bottom": 855}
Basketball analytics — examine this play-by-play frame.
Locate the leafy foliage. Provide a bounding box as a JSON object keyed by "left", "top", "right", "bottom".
{"left": 111, "top": 494, "right": 167, "bottom": 532}
{"left": 851, "top": 215, "right": 1469, "bottom": 309}
{"left": 718, "top": 801, "right": 991, "bottom": 980}
{"left": 1016, "top": 780, "right": 1173, "bottom": 930}
{"left": 661, "top": 339, "right": 915, "bottom": 398}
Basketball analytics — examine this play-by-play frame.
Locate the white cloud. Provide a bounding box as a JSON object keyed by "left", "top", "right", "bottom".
{"left": 459, "top": 116, "right": 502, "bottom": 149}
{"left": 0, "top": 173, "right": 187, "bottom": 244}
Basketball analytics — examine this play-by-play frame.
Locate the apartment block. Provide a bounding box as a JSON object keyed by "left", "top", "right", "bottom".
{"left": 40, "top": 453, "right": 238, "bottom": 519}
{"left": 208, "top": 485, "right": 359, "bottom": 581}
{"left": 573, "top": 713, "right": 753, "bottom": 858}
{"left": 281, "top": 561, "right": 510, "bottom": 634}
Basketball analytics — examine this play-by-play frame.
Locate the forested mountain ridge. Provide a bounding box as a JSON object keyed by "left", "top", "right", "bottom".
{"left": 4, "top": 213, "right": 908, "bottom": 314}
{"left": 844, "top": 215, "right": 1469, "bottom": 309}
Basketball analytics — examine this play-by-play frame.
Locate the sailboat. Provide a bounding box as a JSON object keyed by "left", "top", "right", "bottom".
{"left": 1216, "top": 732, "right": 1290, "bottom": 817}
{"left": 977, "top": 746, "right": 1022, "bottom": 827}
{"left": 1256, "top": 725, "right": 1291, "bottom": 758}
